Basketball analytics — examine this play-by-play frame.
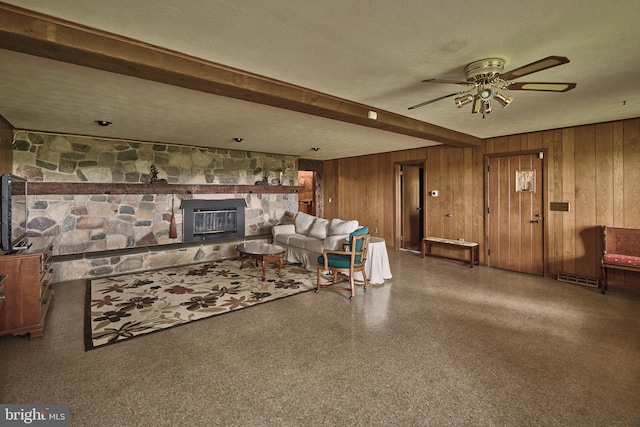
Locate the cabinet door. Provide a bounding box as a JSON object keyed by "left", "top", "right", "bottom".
{"left": 0, "top": 254, "right": 42, "bottom": 333}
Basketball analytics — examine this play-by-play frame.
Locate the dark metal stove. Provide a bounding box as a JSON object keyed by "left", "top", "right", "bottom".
{"left": 181, "top": 199, "right": 246, "bottom": 243}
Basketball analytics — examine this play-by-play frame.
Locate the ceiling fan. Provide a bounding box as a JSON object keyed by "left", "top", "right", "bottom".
{"left": 408, "top": 56, "right": 576, "bottom": 117}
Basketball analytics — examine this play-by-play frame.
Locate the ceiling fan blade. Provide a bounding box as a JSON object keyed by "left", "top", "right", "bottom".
{"left": 500, "top": 56, "right": 570, "bottom": 81}
{"left": 408, "top": 92, "right": 463, "bottom": 110}
{"left": 508, "top": 82, "right": 576, "bottom": 92}
{"left": 422, "top": 78, "right": 475, "bottom": 86}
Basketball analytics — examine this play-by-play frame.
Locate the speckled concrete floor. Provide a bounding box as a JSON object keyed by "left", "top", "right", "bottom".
{"left": 1, "top": 250, "right": 640, "bottom": 426}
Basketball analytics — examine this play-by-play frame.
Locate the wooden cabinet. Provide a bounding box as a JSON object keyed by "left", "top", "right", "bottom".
{"left": 0, "top": 275, "right": 6, "bottom": 310}
{"left": 0, "top": 237, "right": 54, "bottom": 340}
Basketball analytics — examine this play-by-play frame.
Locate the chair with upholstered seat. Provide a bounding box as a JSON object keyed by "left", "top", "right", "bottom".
{"left": 316, "top": 227, "right": 370, "bottom": 299}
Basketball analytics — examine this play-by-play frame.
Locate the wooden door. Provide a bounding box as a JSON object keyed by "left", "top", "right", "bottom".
{"left": 487, "top": 152, "right": 544, "bottom": 275}
{"left": 402, "top": 165, "right": 422, "bottom": 250}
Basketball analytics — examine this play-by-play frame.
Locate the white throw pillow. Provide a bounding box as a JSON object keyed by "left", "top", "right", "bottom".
{"left": 328, "top": 218, "right": 359, "bottom": 236}
{"left": 294, "top": 212, "right": 316, "bottom": 235}
{"left": 308, "top": 218, "right": 329, "bottom": 239}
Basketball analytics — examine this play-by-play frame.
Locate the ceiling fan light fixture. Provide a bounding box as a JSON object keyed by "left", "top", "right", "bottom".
{"left": 411, "top": 56, "right": 575, "bottom": 116}
{"left": 471, "top": 95, "right": 482, "bottom": 114}
{"left": 480, "top": 100, "right": 492, "bottom": 115}
{"left": 494, "top": 91, "right": 513, "bottom": 108}
{"left": 454, "top": 94, "right": 474, "bottom": 108}
{"left": 479, "top": 87, "right": 493, "bottom": 100}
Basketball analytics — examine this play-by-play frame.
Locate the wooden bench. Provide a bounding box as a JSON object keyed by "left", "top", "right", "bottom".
{"left": 601, "top": 226, "right": 640, "bottom": 294}
{"left": 421, "top": 237, "right": 479, "bottom": 268}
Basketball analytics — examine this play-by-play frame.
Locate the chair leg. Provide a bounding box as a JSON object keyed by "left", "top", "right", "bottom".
{"left": 349, "top": 276, "right": 355, "bottom": 300}
{"left": 362, "top": 269, "right": 369, "bottom": 291}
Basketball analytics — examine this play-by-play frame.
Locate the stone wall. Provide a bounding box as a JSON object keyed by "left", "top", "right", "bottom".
{"left": 11, "top": 131, "right": 299, "bottom": 281}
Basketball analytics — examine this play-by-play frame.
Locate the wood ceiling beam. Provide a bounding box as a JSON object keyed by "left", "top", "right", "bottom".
{"left": 0, "top": 3, "right": 481, "bottom": 148}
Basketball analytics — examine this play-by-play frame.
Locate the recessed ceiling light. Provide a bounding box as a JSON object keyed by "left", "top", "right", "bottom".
{"left": 233, "top": 137, "right": 244, "bottom": 142}
{"left": 95, "top": 120, "right": 112, "bottom": 126}
{"left": 311, "top": 147, "right": 320, "bottom": 151}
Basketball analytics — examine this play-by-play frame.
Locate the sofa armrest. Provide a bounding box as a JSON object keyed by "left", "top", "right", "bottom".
{"left": 272, "top": 223, "right": 296, "bottom": 238}
{"left": 324, "top": 234, "right": 350, "bottom": 250}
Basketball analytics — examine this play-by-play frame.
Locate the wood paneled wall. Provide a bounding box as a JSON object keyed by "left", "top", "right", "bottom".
{"left": 0, "top": 116, "right": 13, "bottom": 174}
{"left": 324, "top": 117, "right": 640, "bottom": 291}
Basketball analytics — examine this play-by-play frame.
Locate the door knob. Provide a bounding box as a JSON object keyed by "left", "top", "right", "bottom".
{"left": 530, "top": 219, "right": 542, "bottom": 223}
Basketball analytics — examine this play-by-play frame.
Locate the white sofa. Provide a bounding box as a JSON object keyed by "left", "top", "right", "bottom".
{"left": 272, "top": 212, "right": 359, "bottom": 270}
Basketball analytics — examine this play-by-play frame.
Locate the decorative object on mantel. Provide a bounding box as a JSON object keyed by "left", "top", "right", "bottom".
{"left": 149, "top": 164, "right": 168, "bottom": 184}
{"left": 255, "top": 170, "right": 270, "bottom": 186}
{"left": 276, "top": 159, "right": 288, "bottom": 185}
{"left": 85, "top": 259, "right": 314, "bottom": 350}
{"left": 169, "top": 195, "right": 178, "bottom": 239}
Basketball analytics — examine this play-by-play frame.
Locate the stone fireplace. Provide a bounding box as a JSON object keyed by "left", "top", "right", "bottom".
{"left": 181, "top": 199, "right": 247, "bottom": 243}
{"left": 12, "top": 130, "right": 301, "bottom": 281}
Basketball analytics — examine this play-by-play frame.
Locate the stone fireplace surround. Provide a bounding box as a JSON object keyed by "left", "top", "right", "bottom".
{"left": 11, "top": 131, "right": 303, "bottom": 282}
{"left": 29, "top": 184, "right": 303, "bottom": 282}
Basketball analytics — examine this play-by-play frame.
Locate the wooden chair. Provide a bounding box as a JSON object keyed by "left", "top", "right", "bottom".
{"left": 316, "top": 229, "right": 370, "bottom": 299}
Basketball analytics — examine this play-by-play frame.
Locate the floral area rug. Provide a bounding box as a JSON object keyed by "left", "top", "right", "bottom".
{"left": 85, "top": 259, "right": 314, "bottom": 350}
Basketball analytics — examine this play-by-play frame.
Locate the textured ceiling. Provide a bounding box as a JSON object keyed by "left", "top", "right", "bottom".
{"left": 1, "top": 0, "right": 639, "bottom": 160}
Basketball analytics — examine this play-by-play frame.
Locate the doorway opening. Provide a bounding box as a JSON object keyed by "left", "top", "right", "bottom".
{"left": 396, "top": 162, "right": 425, "bottom": 252}
{"left": 297, "top": 170, "right": 315, "bottom": 215}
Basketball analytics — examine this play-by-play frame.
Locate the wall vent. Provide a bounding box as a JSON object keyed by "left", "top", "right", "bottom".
{"left": 556, "top": 272, "right": 599, "bottom": 288}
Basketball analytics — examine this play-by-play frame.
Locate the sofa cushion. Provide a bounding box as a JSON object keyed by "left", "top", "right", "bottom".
{"left": 304, "top": 238, "right": 325, "bottom": 254}
{"left": 308, "top": 218, "right": 329, "bottom": 239}
{"left": 603, "top": 253, "right": 640, "bottom": 266}
{"left": 294, "top": 212, "right": 316, "bottom": 235}
{"left": 274, "top": 233, "right": 297, "bottom": 246}
{"left": 324, "top": 235, "right": 348, "bottom": 251}
{"left": 272, "top": 224, "right": 295, "bottom": 239}
{"left": 328, "top": 218, "right": 359, "bottom": 236}
{"left": 287, "top": 234, "right": 318, "bottom": 250}
{"left": 278, "top": 210, "right": 296, "bottom": 225}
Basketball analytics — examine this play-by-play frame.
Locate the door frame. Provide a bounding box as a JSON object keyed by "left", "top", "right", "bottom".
{"left": 394, "top": 160, "right": 427, "bottom": 251}
{"left": 484, "top": 149, "right": 549, "bottom": 275}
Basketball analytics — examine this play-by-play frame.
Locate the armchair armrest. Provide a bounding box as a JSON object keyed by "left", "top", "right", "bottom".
{"left": 319, "top": 248, "right": 353, "bottom": 269}
{"left": 322, "top": 248, "right": 351, "bottom": 256}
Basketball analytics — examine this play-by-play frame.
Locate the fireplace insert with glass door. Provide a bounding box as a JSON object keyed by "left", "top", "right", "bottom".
{"left": 181, "top": 199, "right": 247, "bottom": 243}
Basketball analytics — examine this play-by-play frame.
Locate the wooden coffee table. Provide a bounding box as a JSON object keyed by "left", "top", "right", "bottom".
{"left": 235, "top": 242, "right": 285, "bottom": 281}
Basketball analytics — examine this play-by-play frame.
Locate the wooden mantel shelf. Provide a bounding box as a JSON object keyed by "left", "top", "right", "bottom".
{"left": 28, "top": 182, "right": 305, "bottom": 195}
